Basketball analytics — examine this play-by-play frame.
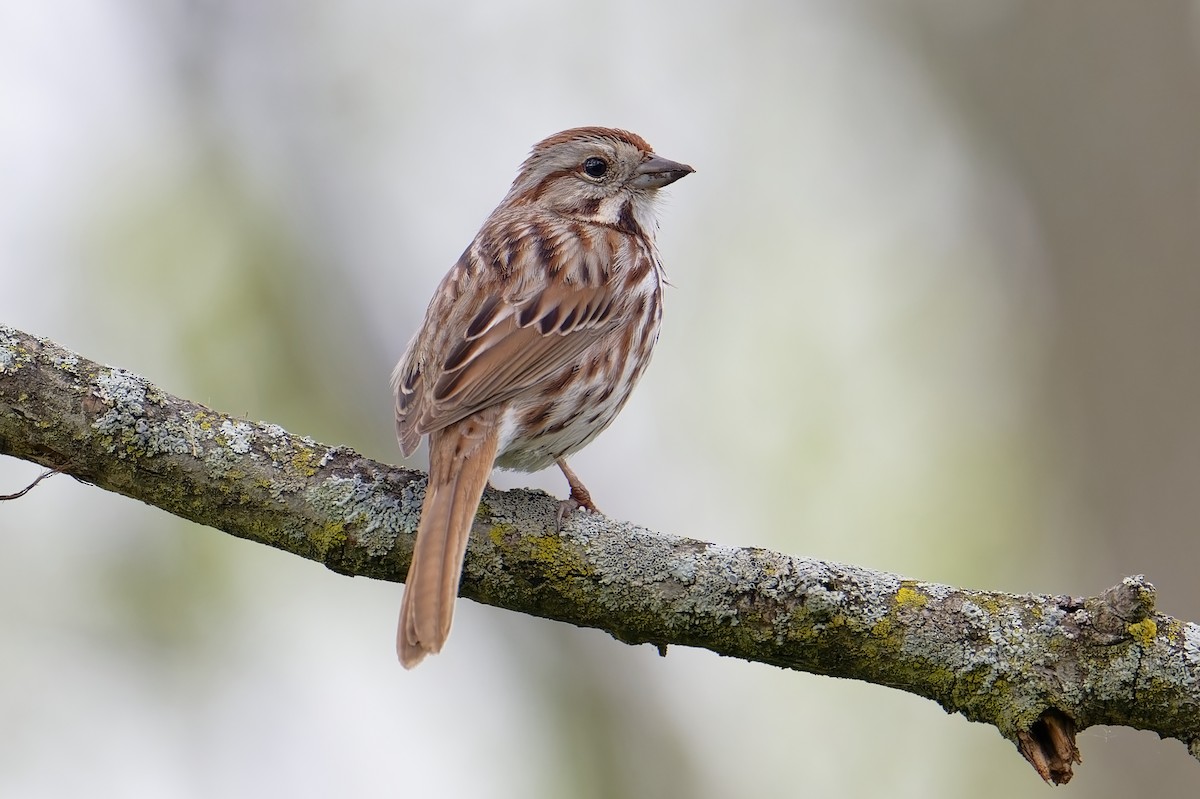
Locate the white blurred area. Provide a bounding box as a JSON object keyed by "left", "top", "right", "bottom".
{"left": 3, "top": 1, "right": 1199, "bottom": 797}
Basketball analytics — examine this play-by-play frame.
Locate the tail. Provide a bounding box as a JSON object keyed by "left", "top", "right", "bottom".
{"left": 397, "top": 409, "right": 501, "bottom": 668}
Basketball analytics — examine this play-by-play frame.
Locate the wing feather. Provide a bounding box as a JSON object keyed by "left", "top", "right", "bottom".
{"left": 419, "top": 281, "right": 619, "bottom": 432}
{"left": 394, "top": 224, "right": 633, "bottom": 451}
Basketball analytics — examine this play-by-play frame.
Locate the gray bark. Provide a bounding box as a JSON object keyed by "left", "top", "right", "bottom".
{"left": 2, "top": 323, "right": 1197, "bottom": 784}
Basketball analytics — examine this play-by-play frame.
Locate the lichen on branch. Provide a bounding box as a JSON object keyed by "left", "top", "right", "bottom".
{"left": 2, "top": 323, "right": 1199, "bottom": 785}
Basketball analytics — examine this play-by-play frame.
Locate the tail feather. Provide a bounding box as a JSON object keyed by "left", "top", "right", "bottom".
{"left": 397, "top": 409, "right": 501, "bottom": 668}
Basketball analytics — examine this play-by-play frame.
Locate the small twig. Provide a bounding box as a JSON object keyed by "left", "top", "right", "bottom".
{"left": 0, "top": 466, "right": 64, "bottom": 500}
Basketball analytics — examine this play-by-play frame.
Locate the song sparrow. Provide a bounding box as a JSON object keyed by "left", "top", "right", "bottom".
{"left": 392, "top": 127, "right": 693, "bottom": 668}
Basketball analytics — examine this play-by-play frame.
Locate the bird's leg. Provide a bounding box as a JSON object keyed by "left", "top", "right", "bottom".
{"left": 555, "top": 458, "right": 600, "bottom": 528}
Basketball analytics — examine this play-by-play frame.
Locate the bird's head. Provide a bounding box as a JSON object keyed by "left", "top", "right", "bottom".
{"left": 503, "top": 127, "right": 693, "bottom": 233}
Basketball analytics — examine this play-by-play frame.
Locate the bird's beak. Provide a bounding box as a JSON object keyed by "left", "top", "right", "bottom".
{"left": 631, "top": 155, "right": 695, "bottom": 189}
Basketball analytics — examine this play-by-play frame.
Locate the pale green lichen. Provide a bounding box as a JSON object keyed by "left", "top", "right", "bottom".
{"left": 52, "top": 353, "right": 81, "bottom": 376}
{"left": 203, "top": 442, "right": 245, "bottom": 478}
{"left": 1183, "top": 622, "right": 1200, "bottom": 659}
{"left": 0, "top": 341, "right": 12, "bottom": 372}
{"left": 88, "top": 369, "right": 276, "bottom": 468}
{"left": 0, "top": 326, "right": 30, "bottom": 372}
{"left": 303, "top": 474, "right": 416, "bottom": 557}
{"left": 92, "top": 369, "right": 155, "bottom": 454}
{"left": 254, "top": 424, "right": 334, "bottom": 484}
{"left": 217, "top": 419, "right": 254, "bottom": 454}
{"left": 262, "top": 423, "right": 288, "bottom": 439}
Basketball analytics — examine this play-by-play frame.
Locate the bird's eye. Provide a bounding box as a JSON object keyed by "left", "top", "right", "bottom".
{"left": 582, "top": 157, "right": 608, "bottom": 179}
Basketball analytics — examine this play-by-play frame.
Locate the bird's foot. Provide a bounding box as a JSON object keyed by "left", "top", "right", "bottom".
{"left": 554, "top": 458, "right": 601, "bottom": 530}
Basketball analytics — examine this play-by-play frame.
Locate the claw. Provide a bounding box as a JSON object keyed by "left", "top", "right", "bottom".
{"left": 554, "top": 458, "right": 600, "bottom": 530}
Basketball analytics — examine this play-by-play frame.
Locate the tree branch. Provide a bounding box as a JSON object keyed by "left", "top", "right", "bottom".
{"left": 2, "top": 323, "right": 1198, "bottom": 784}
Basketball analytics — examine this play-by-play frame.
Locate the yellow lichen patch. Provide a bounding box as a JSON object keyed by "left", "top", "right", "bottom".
{"left": 920, "top": 665, "right": 959, "bottom": 699}
{"left": 483, "top": 519, "right": 591, "bottom": 584}
{"left": 1161, "top": 617, "right": 1187, "bottom": 642}
{"left": 789, "top": 620, "right": 822, "bottom": 645}
{"left": 487, "top": 523, "right": 516, "bottom": 547}
{"left": 526, "top": 533, "right": 568, "bottom": 572}
{"left": 976, "top": 596, "right": 1003, "bottom": 615}
{"left": 291, "top": 448, "right": 319, "bottom": 477}
{"left": 872, "top": 617, "right": 893, "bottom": 638}
{"left": 308, "top": 520, "right": 348, "bottom": 557}
{"left": 896, "top": 584, "right": 928, "bottom": 609}
{"left": 1127, "top": 618, "right": 1158, "bottom": 647}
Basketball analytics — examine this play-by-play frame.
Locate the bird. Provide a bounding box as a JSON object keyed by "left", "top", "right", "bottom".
{"left": 392, "top": 127, "right": 693, "bottom": 668}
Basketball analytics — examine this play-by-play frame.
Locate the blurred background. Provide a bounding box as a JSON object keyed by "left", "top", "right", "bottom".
{"left": 2, "top": 1, "right": 1199, "bottom": 796}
